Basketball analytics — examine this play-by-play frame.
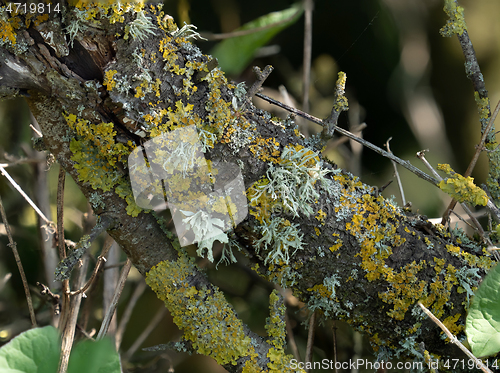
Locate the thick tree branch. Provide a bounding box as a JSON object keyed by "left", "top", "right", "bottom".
{"left": 0, "top": 2, "right": 497, "bottom": 371}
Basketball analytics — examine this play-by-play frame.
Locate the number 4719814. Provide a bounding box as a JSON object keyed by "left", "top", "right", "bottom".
{"left": 5, "top": 3, "right": 61, "bottom": 14}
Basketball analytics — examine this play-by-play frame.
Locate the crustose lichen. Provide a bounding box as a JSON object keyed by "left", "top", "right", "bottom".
{"left": 125, "top": 11, "right": 156, "bottom": 41}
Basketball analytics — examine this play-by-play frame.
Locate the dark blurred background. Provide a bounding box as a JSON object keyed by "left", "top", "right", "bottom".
{"left": 1, "top": 0, "right": 499, "bottom": 372}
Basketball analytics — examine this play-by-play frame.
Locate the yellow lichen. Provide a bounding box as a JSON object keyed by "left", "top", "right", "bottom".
{"left": 103, "top": 70, "right": 118, "bottom": 91}
{"left": 146, "top": 257, "right": 261, "bottom": 366}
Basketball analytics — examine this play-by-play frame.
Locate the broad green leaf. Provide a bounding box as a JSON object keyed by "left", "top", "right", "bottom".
{"left": 466, "top": 263, "right": 500, "bottom": 357}
{"left": 68, "top": 338, "right": 121, "bottom": 373}
{"left": 211, "top": 3, "right": 304, "bottom": 75}
{"left": 0, "top": 326, "right": 60, "bottom": 373}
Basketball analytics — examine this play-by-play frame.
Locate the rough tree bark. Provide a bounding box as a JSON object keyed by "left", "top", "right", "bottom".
{"left": 0, "top": 1, "right": 497, "bottom": 372}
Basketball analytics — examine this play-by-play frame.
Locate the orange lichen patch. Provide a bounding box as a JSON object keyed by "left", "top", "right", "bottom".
{"left": 249, "top": 137, "right": 281, "bottom": 163}
{"left": 0, "top": 14, "right": 20, "bottom": 45}
{"left": 315, "top": 209, "right": 326, "bottom": 225}
{"left": 442, "top": 313, "right": 463, "bottom": 338}
{"left": 346, "top": 191, "right": 405, "bottom": 281}
{"left": 378, "top": 261, "right": 427, "bottom": 321}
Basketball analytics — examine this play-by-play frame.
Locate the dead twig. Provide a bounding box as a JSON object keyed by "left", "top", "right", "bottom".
{"left": 442, "top": 99, "right": 500, "bottom": 223}
{"left": 418, "top": 302, "right": 492, "bottom": 373}
{"left": 247, "top": 65, "right": 274, "bottom": 99}
{"left": 255, "top": 92, "right": 439, "bottom": 185}
{"left": 386, "top": 138, "right": 406, "bottom": 206}
{"left": 0, "top": 194, "right": 37, "bottom": 327}
{"left": 302, "top": 0, "right": 313, "bottom": 114}
{"left": 96, "top": 258, "right": 132, "bottom": 341}
{"left": 36, "top": 282, "right": 61, "bottom": 315}
{"left": 115, "top": 280, "right": 147, "bottom": 350}
{"left": 416, "top": 151, "right": 486, "bottom": 237}
{"left": 123, "top": 306, "right": 168, "bottom": 361}
{"left": 0, "top": 165, "right": 54, "bottom": 229}
{"left": 305, "top": 311, "right": 316, "bottom": 372}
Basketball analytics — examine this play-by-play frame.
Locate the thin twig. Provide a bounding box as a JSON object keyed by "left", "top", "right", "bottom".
{"left": 123, "top": 306, "right": 168, "bottom": 361}
{"left": 386, "top": 138, "right": 406, "bottom": 205}
{"left": 57, "top": 167, "right": 72, "bottom": 373}
{"left": 418, "top": 302, "right": 492, "bottom": 373}
{"left": 416, "top": 150, "right": 442, "bottom": 181}
{"left": 255, "top": 92, "right": 440, "bottom": 185}
{"left": 68, "top": 254, "right": 108, "bottom": 296}
{"left": 59, "top": 255, "right": 89, "bottom": 373}
{"left": 115, "top": 280, "right": 147, "bottom": 350}
{"left": 0, "top": 165, "right": 53, "bottom": 226}
{"left": 305, "top": 311, "right": 316, "bottom": 372}
{"left": 330, "top": 123, "right": 367, "bottom": 147}
{"left": 0, "top": 195, "right": 37, "bottom": 327}
{"left": 416, "top": 151, "right": 486, "bottom": 237}
{"left": 29, "top": 123, "right": 43, "bottom": 137}
{"left": 36, "top": 282, "right": 61, "bottom": 315}
{"left": 102, "top": 241, "right": 120, "bottom": 345}
{"left": 247, "top": 65, "right": 274, "bottom": 99}
{"left": 302, "top": 0, "right": 313, "bottom": 114}
{"left": 56, "top": 167, "right": 66, "bottom": 260}
{"left": 442, "top": 99, "right": 500, "bottom": 223}
{"left": 96, "top": 258, "right": 132, "bottom": 341}
{"left": 332, "top": 321, "right": 338, "bottom": 373}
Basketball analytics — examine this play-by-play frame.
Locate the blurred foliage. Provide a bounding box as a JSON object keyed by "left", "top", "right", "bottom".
{"left": 1, "top": 0, "right": 500, "bottom": 372}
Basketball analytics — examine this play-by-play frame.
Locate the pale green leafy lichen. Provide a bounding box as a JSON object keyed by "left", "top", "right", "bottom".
{"left": 255, "top": 217, "right": 304, "bottom": 265}
{"left": 124, "top": 10, "right": 156, "bottom": 41}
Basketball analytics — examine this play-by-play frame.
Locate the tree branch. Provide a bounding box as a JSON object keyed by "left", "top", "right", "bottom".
{"left": 0, "top": 2, "right": 497, "bottom": 371}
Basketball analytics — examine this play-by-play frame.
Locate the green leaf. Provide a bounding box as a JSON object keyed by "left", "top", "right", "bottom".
{"left": 68, "top": 338, "right": 121, "bottom": 373}
{"left": 211, "top": 3, "right": 304, "bottom": 75}
{"left": 466, "top": 263, "right": 500, "bottom": 357}
{"left": 0, "top": 326, "right": 60, "bottom": 373}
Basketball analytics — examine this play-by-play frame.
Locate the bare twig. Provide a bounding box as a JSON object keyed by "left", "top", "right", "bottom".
{"left": 385, "top": 138, "right": 406, "bottom": 205}
{"left": 302, "top": 0, "right": 313, "bottom": 114}
{"left": 442, "top": 99, "right": 500, "bottom": 223}
{"left": 418, "top": 302, "right": 492, "bottom": 373}
{"left": 59, "top": 256, "right": 89, "bottom": 373}
{"left": 36, "top": 282, "right": 61, "bottom": 315}
{"left": 115, "top": 280, "right": 147, "bottom": 350}
{"left": 247, "top": 65, "right": 274, "bottom": 99}
{"left": 29, "top": 123, "right": 43, "bottom": 137}
{"left": 255, "top": 92, "right": 440, "bottom": 185}
{"left": 123, "top": 306, "right": 168, "bottom": 361}
{"left": 102, "top": 241, "right": 120, "bottom": 345}
{"left": 332, "top": 321, "right": 338, "bottom": 373}
{"left": 30, "top": 113, "right": 58, "bottom": 291}
{"left": 330, "top": 123, "right": 366, "bottom": 148}
{"left": 0, "top": 195, "right": 37, "bottom": 327}
{"left": 68, "top": 252, "right": 108, "bottom": 296}
{"left": 0, "top": 165, "right": 53, "bottom": 226}
{"left": 57, "top": 167, "right": 72, "bottom": 373}
{"left": 305, "top": 311, "right": 316, "bottom": 372}
{"left": 96, "top": 258, "right": 132, "bottom": 341}
{"left": 416, "top": 151, "right": 485, "bottom": 237}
